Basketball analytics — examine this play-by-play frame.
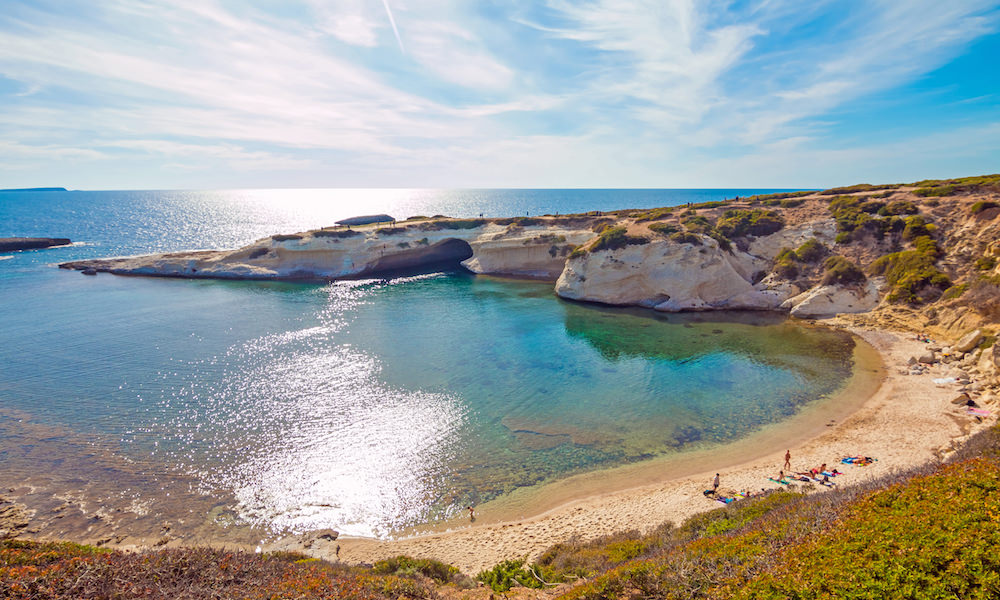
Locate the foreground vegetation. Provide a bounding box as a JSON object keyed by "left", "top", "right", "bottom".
{"left": 481, "top": 425, "right": 1000, "bottom": 599}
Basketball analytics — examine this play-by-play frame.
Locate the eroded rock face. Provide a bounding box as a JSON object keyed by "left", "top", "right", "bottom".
{"left": 60, "top": 223, "right": 596, "bottom": 282}
{"left": 462, "top": 227, "right": 595, "bottom": 279}
{"left": 780, "top": 278, "right": 883, "bottom": 318}
{"left": 554, "top": 236, "right": 790, "bottom": 311}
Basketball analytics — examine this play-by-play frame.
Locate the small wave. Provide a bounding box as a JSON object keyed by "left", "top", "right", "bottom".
{"left": 0, "top": 255, "right": 12, "bottom": 261}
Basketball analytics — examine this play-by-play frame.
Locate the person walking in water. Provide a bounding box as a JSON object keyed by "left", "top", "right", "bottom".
{"left": 784, "top": 449, "right": 792, "bottom": 471}
{"left": 712, "top": 473, "right": 720, "bottom": 492}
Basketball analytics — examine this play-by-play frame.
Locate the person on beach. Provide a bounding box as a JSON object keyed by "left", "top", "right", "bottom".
{"left": 467, "top": 506, "right": 475, "bottom": 521}
{"left": 712, "top": 473, "right": 720, "bottom": 492}
{"left": 784, "top": 449, "right": 792, "bottom": 470}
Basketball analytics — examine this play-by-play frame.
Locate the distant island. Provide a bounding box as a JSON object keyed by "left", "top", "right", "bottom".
{"left": 0, "top": 187, "right": 69, "bottom": 193}
{"left": 0, "top": 237, "right": 72, "bottom": 251}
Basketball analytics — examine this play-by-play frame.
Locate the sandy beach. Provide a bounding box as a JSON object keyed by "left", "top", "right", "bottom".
{"left": 287, "top": 325, "right": 996, "bottom": 574}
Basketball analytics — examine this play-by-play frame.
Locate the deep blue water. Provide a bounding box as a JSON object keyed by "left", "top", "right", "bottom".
{"left": 0, "top": 188, "right": 855, "bottom": 538}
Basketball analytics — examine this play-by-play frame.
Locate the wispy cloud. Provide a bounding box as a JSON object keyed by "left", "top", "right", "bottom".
{"left": 0, "top": 0, "right": 997, "bottom": 188}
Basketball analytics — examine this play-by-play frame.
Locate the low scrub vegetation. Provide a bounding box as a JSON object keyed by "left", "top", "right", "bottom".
{"left": 912, "top": 173, "right": 1000, "bottom": 197}
{"left": 545, "top": 426, "right": 1000, "bottom": 600}
{"left": 714, "top": 209, "right": 785, "bottom": 238}
{"left": 632, "top": 207, "right": 674, "bottom": 222}
{"left": 0, "top": 543, "right": 434, "bottom": 600}
{"left": 372, "top": 556, "right": 465, "bottom": 585}
{"left": 818, "top": 183, "right": 902, "bottom": 195}
{"left": 745, "top": 190, "right": 813, "bottom": 203}
{"left": 793, "top": 238, "right": 826, "bottom": 263}
{"left": 647, "top": 222, "right": 679, "bottom": 236}
{"left": 585, "top": 226, "right": 650, "bottom": 253}
{"left": 829, "top": 195, "right": 907, "bottom": 243}
{"left": 669, "top": 231, "right": 703, "bottom": 246}
{"left": 972, "top": 200, "right": 1000, "bottom": 214}
{"left": 869, "top": 236, "right": 951, "bottom": 303}
{"left": 820, "top": 256, "right": 866, "bottom": 286}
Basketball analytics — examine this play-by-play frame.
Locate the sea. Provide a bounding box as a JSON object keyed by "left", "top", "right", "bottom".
{"left": 0, "top": 188, "right": 860, "bottom": 542}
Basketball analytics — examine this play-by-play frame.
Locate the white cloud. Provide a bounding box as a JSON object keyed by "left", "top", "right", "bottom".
{"left": 0, "top": 0, "right": 997, "bottom": 187}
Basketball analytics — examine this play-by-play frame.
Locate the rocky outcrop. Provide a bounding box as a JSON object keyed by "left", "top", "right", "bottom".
{"left": 0, "top": 237, "right": 71, "bottom": 251}
{"left": 554, "top": 235, "right": 789, "bottom": 311}
{"left": 780, "top": 278, "right": 883, "bottom": 318}
{"left": 60, "top": 222, "right": 595, "bottom": 282}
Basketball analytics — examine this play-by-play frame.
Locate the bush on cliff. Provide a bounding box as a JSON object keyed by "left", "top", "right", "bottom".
{"left": 647, "top": 222, "right": 679, "bottom": 236}
{"left": 587, "top": 226, "right": 650, "bottom": 253}
{"left": 794, "top": 238, "right": 827, "bottom": 263}
{"left": 869, "top": 236, "right": 950, "bottom": 303}
{"left": 772, "top": 248, "right": 799, "bottom": 279}
{"left": 820, "top": 256, "right": 866, "bottom": 286}
{"left": 715, "top": 209, "right": 785, "bottom": 238}
{"left": 669, "top": 231, "right": 702, "bottom": 246}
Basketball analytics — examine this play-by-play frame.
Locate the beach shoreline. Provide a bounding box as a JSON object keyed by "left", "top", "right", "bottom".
{"left": 3, "top": 323, "right": 993, "bottom": 575}
{"left": 275, "top": 324, "right": 994, "bottom": 574}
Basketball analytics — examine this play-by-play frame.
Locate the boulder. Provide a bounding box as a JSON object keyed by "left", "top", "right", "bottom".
{"left": 781, "top": 278, "right": 881, "bottom": 318}
{"left": 950, "top": 393, "right": 971, "bottom": 405}
{"left": 301, "top": 528, "right": 339, "bottom": 548}
{"left": 993, "top": 343, "right": 1000, "bottom": 369}
{"left": 954, "top": 329, "right": 984, "bottom": 354}
{"left": 918, "top": 352, "right": 937, "bottom": 364}
{"left": 907, "top": 356, "right": 917, "bottom": 366}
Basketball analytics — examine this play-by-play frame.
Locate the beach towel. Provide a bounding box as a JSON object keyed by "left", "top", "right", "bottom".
{"left": 768, "top": 477, "right": 790, "bottom": 485}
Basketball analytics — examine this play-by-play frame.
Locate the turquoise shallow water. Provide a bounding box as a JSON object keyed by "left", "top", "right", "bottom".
{"left": 0, "top": 188, "right": 854, "bottom": 539}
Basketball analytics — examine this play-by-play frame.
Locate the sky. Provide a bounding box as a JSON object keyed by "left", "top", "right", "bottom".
{"left": 0, "top": 0, "right": 998, "bottom": 190}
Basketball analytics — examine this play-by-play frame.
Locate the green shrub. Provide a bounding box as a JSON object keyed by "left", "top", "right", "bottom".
{"left": 902, "top": 215, "right": 935, "bottom": 241}
{"left": 971, "top": 201, "right": 1000, "bottom": 214}
{"left": 820, "top": 256, "right": 866, "bottom": 286}
{"left": 647, "top": 222, "right": 679, "bottom": 235}
{"left": 590, "top": 226, "right": 649, "bottom": 252}
{"left": 682, "top": 214, "right": 714, "bottom": 234}
{"left": 914, "top": 185, "right": 956, "bottom": 197}
{"left": 869, "top": 247, "right": 951, "bottom": 303}
{"left": 715, "top": 209, "right": 785, "bottom": 238}
{"left": 975, "top": 256, "right": 998, "bottom": 271}
{"left": 878, "top": 200, "right": 918, "bottom": 216}
{"left": 747, "top": 190, "right": 813, "bottom": 203}
{"left": 371, "top": 556, "right": 459, "bottom": 584}
{"left": 633, "top": 207, "right": 675, "bottom": 222}
{"left": 271, "top": 234, "right": 303, "bottom": 242}
{"left": 779, "top": 198, "right": 806, "bottom": 208}
{"left": 669, "top": 232, "right": 703, "bottom": 246}
{"left": 794, "top": 239, "right": 826, "bottom": 263}
{"left": 477, "top": 558, "right": 546, "bottom": 592}
{"left": 819, "top": 183, "right": 902, "bottom": 195}
{"left": 942, "top": 283, "right": 969, "bottom": 300}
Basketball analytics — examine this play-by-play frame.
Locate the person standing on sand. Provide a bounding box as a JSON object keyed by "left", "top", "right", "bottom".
{"left": 467, "top": 506, "right": 475, "bottom": 521}
{"left": 712, "top": 473, "right": 720, "bottom": 492}
{"left": 784, "top": 449, "right": 792, "bottom": 471}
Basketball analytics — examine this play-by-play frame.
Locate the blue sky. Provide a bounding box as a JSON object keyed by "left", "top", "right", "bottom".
{"left": 0, "top": 0, "right": 998, "bottom": 189}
